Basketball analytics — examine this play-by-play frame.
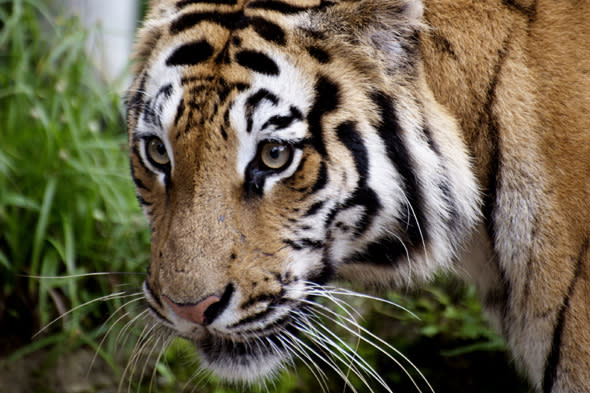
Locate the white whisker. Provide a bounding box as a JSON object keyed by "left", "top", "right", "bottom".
{"left": 301, "top": 298, "right": 435, "bottom": 393}
{"left": 283, "top": 329, "right": 360, "bottom": 393}
{"left": 298, "top": 316, "right": 395, "bottom": 393}
{"left": 400, "top": 192, "right": 430, "bottom": 267}
{"left": 291, "top": 311, "right": 385, "bottom": 393}
{"left": 34, "top": 291, "right": 129, "bottom": 338}
{"left": 88, "top": 293, "right": 145, "bottom": 374}
{"left": 122, "top": 320, "right": 158, "bottom": 393}
{"left": 275, "top": 332, "right": 330, "bottom": 393}
{"left": 23, "top": 272, "right": 144, "bottom": 280}
{"left": 149, "top": 334, "right": 172, "bottom": 393}
{"left": 89, "top": 291, "right": 144, "bottom": 366}
{"left": 304, "top": 281, "right": 420, "bottom": 320}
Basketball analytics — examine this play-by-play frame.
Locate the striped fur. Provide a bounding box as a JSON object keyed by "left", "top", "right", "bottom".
{"left": 126, "top": 0, "right": 590, "bottom": 391}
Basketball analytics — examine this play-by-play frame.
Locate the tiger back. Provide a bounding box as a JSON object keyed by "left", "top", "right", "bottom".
{"left": 126, "top": 0, "right": 590, "bottom": 391}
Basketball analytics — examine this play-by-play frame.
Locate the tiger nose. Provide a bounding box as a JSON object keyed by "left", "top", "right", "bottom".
{"left": 163, "top": 295, "right": 221, "bottom": 325}
{"left": 163, "top": 284, "right": 234, "bottom": 325}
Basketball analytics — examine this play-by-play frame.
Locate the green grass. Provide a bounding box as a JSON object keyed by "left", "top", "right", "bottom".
{"left": 0, "top": 1, "right": 528, "bottom": 392}
{"left": 0, "top": 0, "right": 148, "bottom": 357}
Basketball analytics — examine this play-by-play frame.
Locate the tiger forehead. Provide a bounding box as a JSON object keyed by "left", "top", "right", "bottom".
{"left": 140, "top": 0, "right": 336, "bottom": 70}
{"left": 172, "top": 77, "right": 248, "bottom": 139}
{"left": 161, "top": 0, "right": 319, "bottom": 61}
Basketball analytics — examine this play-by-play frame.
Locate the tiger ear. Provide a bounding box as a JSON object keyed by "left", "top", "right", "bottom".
{"left": 305, "top": 0, "right": 424, "bottom": 60}
{"left": 367, "top": 0, "right": 424, "bottom": 63}
{"left": 323, "top": 0, "right": 423, "bottom": 32}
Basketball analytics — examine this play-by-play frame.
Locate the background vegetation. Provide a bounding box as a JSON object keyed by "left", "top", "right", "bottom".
{"left": 0, "top": 1, "right": 529, "bottom": 392}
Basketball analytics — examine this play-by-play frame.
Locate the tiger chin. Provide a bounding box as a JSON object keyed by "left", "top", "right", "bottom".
{"left": 127, "top": 0, "right": 590, "bottom": 391}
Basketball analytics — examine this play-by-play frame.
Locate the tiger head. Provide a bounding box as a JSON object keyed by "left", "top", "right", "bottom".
{"left": 127, "top": 0, "right": 480, "bottom": 383}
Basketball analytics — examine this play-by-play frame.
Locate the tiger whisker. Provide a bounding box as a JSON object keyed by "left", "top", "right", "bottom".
{"left": 122, "top": 320, "right": 158, "bottom": 393}
{"left": 149, "top": 333, "right": 172, "bottom": 393}
{"left": 292, "top": 309, "right": 392, "bottom": 393}
{"left": 137, "top": 333, "right": 163, "bottom": 392}
{"left": 88, "top": 293, "right": 144, "bottom": 374}
{"left": 116, "top": 309, "right": 150, "bottom": 349}
{"left": 33, "top": 291, "right": 129, "bottom": 338}
{"left": 297, "top": 314, "right": 396, "bottom": 393}
{"left": 89, "top": 310, "right": 132, "bottom": 375}
{"left": 186, "top": 364, "right": 211, "bottom": 393}
{"left": 303, "top": 281, "right": 420, "bottom": 320}
{"left": 400, "top": 192, "right": 430, "bottom": 266}
{"left": 301, "top": 298, "right": 435, "bottom": 393}
{"left": 282, "top": 329, "right": 361, "bottom": 393}
{"left": 23, "top": 272, "right": 144, "bottom": 280}
{"left": 274, "top": 331, "right": 331, "bottom": 393}
{"left": 292, "top": 317, "right": 378, "bottom": 393}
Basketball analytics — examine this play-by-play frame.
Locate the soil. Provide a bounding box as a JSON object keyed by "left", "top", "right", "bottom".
{"left": 0, "top": 348, "right": 120, "bottom": 393}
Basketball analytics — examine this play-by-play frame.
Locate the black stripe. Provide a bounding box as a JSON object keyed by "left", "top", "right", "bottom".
{"left": 170, "top": 11, "right": 243, "bottom": 34}
{"left": 308, "top": 254, "right": 334, "bottom": 285}
{"left": 136, "top": 195, "right": 153, "bottom": 207}
{"left": 348, "top": 188, "right": 381, "bottom": 236}
{"left": 430, "top": 31, "right": 458, "bottom": 61}
{"left": 132, "top": 174, "right": 150, "bottom": 192}
{"left": 306, "top": 45, "right": 331, "bottom": 64}
{"left": 177, "top": 0, "right": 237, "bottom": 7}
{"left": 310, "top": 161, "right": 328, "bottom": 193}
{"left": 283, "top": 238, "right": 323, "bottom": 251}
{"left": 147, "top": 303, "right": 170, "bottom": 323}
{"left": 245, "top": 89, "right": 279, "bottom": 133}
{"left": 144, "top": 280, "right": 164, "bottom": 309}
{"left": 157, "top": 84, "right": 173, "bottom": 100}
{"left": 503, "top": 0, "right": 537, "bottom": 23}
{"left": 479, "top": 32, "right": 513, "bottom": 335}
{"left": 261, "top": 106, "right": 303, "bottom": 131}
{"left": 203, "top": 283, "right": 234, "bottom": 325}
{"left": 174, "top": 98, "right": 185, "bottom": 127}
{"left": 236, "top": 50, "right": 280, "bottom": 75}
{"left": 228, "top": 308, "right": 275, "bottom": 328}
{"left": 240, "top": 292, "right": 282, "bottom": 310}
{"left": 171, "top": 12, "right": 286, "bottom": 49}
{"left": 283, "top": 239, "right": 303, "bottom": 250}
{"left": 371, "top": 91, "right": 426, "bottom": 247}
{"left": 166, "top": 40, "right": 214, "bottom": 66}
{"left": 304, "top": 201, "right": 324, "bottom": 217}
{"left": 127, "top": 73, "right": 147, "bottom": 119}
{"left": 250, "top": 17, "right": 286, "bottom": 46}
{"left": 345, "top": 235, "right": 408, "bottom": 266}
{"left": 335, "top": 121, "right": 381, "bottom": 235}
{"left": 142, "top": 99, "right": 162, "bottom": 129}
{"left": 130, "top": 151, "right": 152, "bottom": 191}
{"left": 248, "top": 0, "right": 334, "bottom": 14}
{"left": 220, "top": 125, "right": 228, "bottom": 140}
{"left": 336, "top": 121, "right": 369, "bottom": 188}
{"left": 307, "top": 76, "right": 340, "bottom": 157}
{"left": 542, "top": 240, "right": 588, "bottom": 393}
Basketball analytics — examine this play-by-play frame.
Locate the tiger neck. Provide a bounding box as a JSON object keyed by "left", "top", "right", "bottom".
{"left": 419, "top": 0, "right": 536, "bottom": 329}
{"left": 419, "top": 0, "right": 533, "bottom": 190}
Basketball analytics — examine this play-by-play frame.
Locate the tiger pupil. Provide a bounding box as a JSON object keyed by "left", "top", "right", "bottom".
{"left": 269, "top": 146, "right": 281, "bottom": 159}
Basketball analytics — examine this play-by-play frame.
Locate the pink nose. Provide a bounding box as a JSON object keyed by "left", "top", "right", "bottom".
{"left": 163, "top": 295, "right": 220, "bottom": 325}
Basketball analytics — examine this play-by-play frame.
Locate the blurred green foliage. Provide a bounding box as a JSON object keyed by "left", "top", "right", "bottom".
{"left": 0, "top": 0, "right": 148, "bottom": 359}
{"left": 0, "top": 1, "right": 528, "bottom": 392}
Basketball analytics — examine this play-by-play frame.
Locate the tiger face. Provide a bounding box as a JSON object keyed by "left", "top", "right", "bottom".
{"left": 127, "top": 0, "right": 479, "bottom": 382}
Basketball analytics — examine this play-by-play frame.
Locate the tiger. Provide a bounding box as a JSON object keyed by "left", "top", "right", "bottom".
{"left": 125, "top": 0, "right": 590, "bottom": 391}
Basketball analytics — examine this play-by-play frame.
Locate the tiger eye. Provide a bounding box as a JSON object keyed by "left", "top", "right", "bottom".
{"left": 260, "top": 143, "right": 292, "bottom": 170}
{"left": 147, "top": 137, "right": 170, "bottom": 166}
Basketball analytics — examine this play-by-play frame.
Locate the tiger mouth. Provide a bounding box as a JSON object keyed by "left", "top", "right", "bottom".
{"left": 192, "top": 318, "right": 297, "bottom": 382}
